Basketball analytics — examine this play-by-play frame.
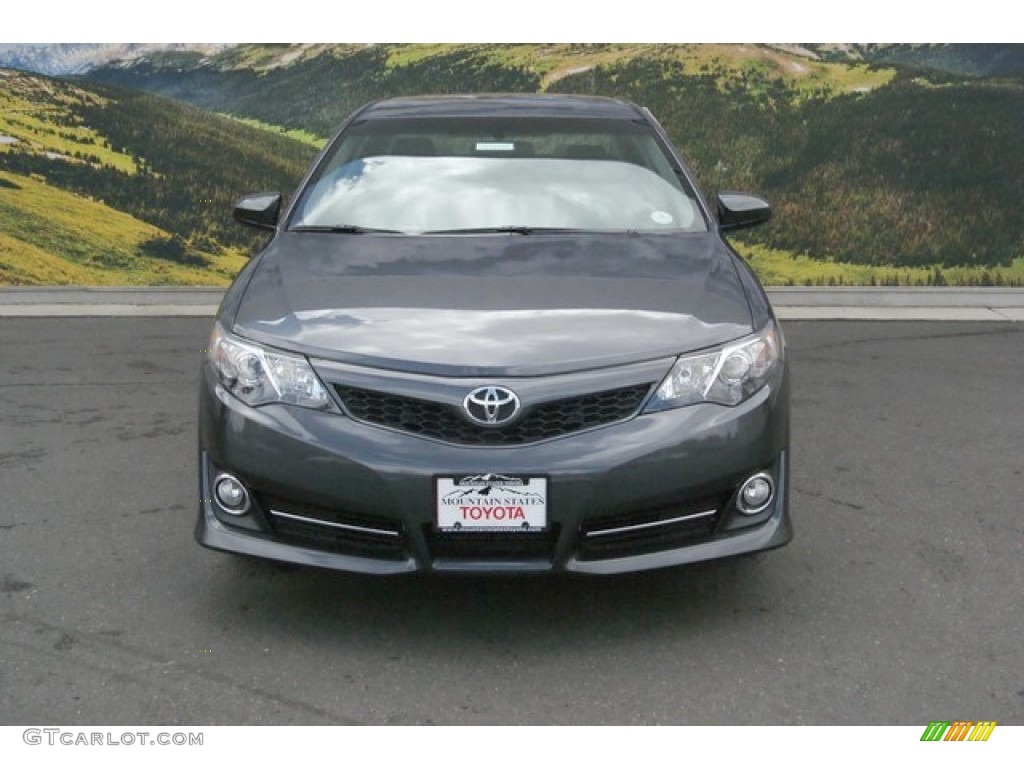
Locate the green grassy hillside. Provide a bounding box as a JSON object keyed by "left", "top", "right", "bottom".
{"left": 820, "top": 44, "right": 1024, "bottom": 78}
{"left": 0, "top": 170, "right": 248, "bottom": 284}
{"left": 0, "top": 68, "right": 315, "bottom": 284}
{"left": 549, "top": 58, "right": 1024, "bottom": 271}
{"left": 0, "top": 73, "right": 137, "bottom": 173}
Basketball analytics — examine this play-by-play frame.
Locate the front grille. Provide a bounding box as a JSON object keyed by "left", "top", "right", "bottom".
{"left": 262, "top": 495, "right": 408, "bottom": 561}
{"left": 334, "top": 383, "right": 652, "bottom": 445}
{"left": 576, "top": 495, "right": 727, "bottom": 561}
{"left": 425, "top": 524, "right": 561, "bottom": 562}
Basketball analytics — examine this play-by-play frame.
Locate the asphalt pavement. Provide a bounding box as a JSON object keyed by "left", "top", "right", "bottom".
{"left": 1, "top": 317, "right": 1022, "bottom": 724}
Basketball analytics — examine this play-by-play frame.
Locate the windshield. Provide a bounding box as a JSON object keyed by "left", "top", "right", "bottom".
{"left": 289, "top": 117, "right": 707, "bottom": 234}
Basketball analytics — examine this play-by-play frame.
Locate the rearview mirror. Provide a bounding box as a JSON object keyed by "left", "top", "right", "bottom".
{"left": 716, "top": 192, "right": 772, "bottom": 231}
{"left": 233, "top": 192, "right": 282, "bottom": 230}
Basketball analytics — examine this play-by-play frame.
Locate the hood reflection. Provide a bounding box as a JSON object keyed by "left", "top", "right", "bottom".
{"left": 241, "top": 307, "right": 750, "bottom": 377}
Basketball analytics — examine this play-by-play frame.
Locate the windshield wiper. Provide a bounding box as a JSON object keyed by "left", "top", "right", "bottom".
{"left": 290, "top": 224, "right": 402, "bottom": 234}
{"left": 422, "top": 225, "right": 584, "bottom": 235}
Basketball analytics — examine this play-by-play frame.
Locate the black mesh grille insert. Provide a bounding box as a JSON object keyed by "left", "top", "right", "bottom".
{"left": 334, "top": 383, "right": 652, "bottom": 445}
{"left": 262, "top": 495, "right": 408, "bottom": 562}
{"left": 576, "top": 495, "right": 727, "bottom": 561}
{"left": 426, "top": 524, "right": 561, "bottom": 562}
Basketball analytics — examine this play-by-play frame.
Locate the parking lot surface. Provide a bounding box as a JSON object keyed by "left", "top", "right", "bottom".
{"left": 1, "top": 318, "right": 1021, "bottom": 724}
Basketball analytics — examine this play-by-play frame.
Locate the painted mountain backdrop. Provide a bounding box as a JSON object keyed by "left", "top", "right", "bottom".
{"left": 0, "top": 44, "right": 234, "bottom": 75}
{"left": 1, "top": 43, "right": 1022, "bottom": 285}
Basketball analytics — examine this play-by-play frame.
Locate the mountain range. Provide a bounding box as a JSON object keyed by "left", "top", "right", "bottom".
{"left": 0, "top": 44, "right": 235, "bottom": 75}
{"left": 4, "top": 43, "right": 1023, "bottom": 78}
{"left": 0, "top": 44, "right": 1022, "bottom": 286}
{"left": 82, "top": 44, "right": 1024, "bottom": 272}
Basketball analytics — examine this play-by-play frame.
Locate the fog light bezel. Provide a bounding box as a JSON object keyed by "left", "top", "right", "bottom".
{"left": 213, "top": 472, "right": 252, "bottom": 516}
{"left": 737, "top": 472, "right": 774, "bottom": 515}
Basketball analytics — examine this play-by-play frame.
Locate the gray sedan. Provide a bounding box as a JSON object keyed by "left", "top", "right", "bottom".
{"left": 197, "top": 94, "right": 790, "bottom": 574}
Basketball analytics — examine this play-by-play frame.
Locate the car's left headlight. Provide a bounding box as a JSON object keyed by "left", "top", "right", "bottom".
{"left": 208, "top": 323, "right": 333, "bottom": 409}
{"left": 646, "top": 321, "right": 781, "bottom": 411}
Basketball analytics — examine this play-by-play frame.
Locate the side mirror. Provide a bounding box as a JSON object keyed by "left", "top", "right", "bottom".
{"left": 716, "top": 192, "right": 771, "bottom": 231}
{"left": 232, "top": 192, "right": 281, "bottom": 230}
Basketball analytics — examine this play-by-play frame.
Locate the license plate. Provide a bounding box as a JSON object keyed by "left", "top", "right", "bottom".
{"left": 436, "top": 474, "right": 547, "bottom": 532}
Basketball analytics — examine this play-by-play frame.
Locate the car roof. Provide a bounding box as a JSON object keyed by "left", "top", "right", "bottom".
{"left": 357, "top": 94, "right": 647, "bottom": 121}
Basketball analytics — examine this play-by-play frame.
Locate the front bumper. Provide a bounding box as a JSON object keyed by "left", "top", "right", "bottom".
{"left": 196, "top": 362, "right": 791, "bottom": 575}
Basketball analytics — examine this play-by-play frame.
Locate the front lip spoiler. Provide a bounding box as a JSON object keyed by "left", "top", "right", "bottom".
{"left": 195, "top": 496, "right": 791, "bottom": 576}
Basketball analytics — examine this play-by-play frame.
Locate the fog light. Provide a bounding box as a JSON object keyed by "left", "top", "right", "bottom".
{"left": 214, "top": 473, "right": 251, "bottom": 515}
{"left": 738, "top": 473, "right": 774, "bottom": 514}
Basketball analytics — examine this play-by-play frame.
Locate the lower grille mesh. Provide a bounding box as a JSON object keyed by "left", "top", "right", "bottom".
{"left": 262, "top": 495, "right": 408, "bottom": 561}
{"left": 576, "top": 496, "right": 727, "bottom": 561}
{"left": 425, "top": 524, "right": 561, "bottom": 562}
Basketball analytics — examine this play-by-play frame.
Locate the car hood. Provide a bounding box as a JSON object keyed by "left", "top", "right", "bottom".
{"left": 232, "top": 232, "right": 754, "bottom": 377}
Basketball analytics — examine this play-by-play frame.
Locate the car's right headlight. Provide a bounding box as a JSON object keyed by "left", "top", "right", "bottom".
{"left": 645, "top": 321, "right": 781, "bottom": 411}
{"left": 208, "top": 323, "right": 333, "bottom": 410}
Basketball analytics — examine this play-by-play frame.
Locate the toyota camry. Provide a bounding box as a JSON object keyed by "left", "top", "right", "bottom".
{"left": 197, "top": 94, "right": 791, "bottom": 574}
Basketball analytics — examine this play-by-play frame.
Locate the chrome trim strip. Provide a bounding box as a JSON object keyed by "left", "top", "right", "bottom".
{"left": 269, "top": 509, "right": 401, "bottom": 538}
{"left": 584, "top": 508, "right": 717, "bottom": 538}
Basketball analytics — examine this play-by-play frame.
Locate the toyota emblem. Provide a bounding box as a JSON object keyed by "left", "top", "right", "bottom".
{"left": 463, "top": 386, "right": 521, "bottom": 426}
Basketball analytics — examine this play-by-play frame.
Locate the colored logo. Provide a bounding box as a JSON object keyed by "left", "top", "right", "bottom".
{"left": 920, "top": 721, "right": 996, "bottom": 742}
